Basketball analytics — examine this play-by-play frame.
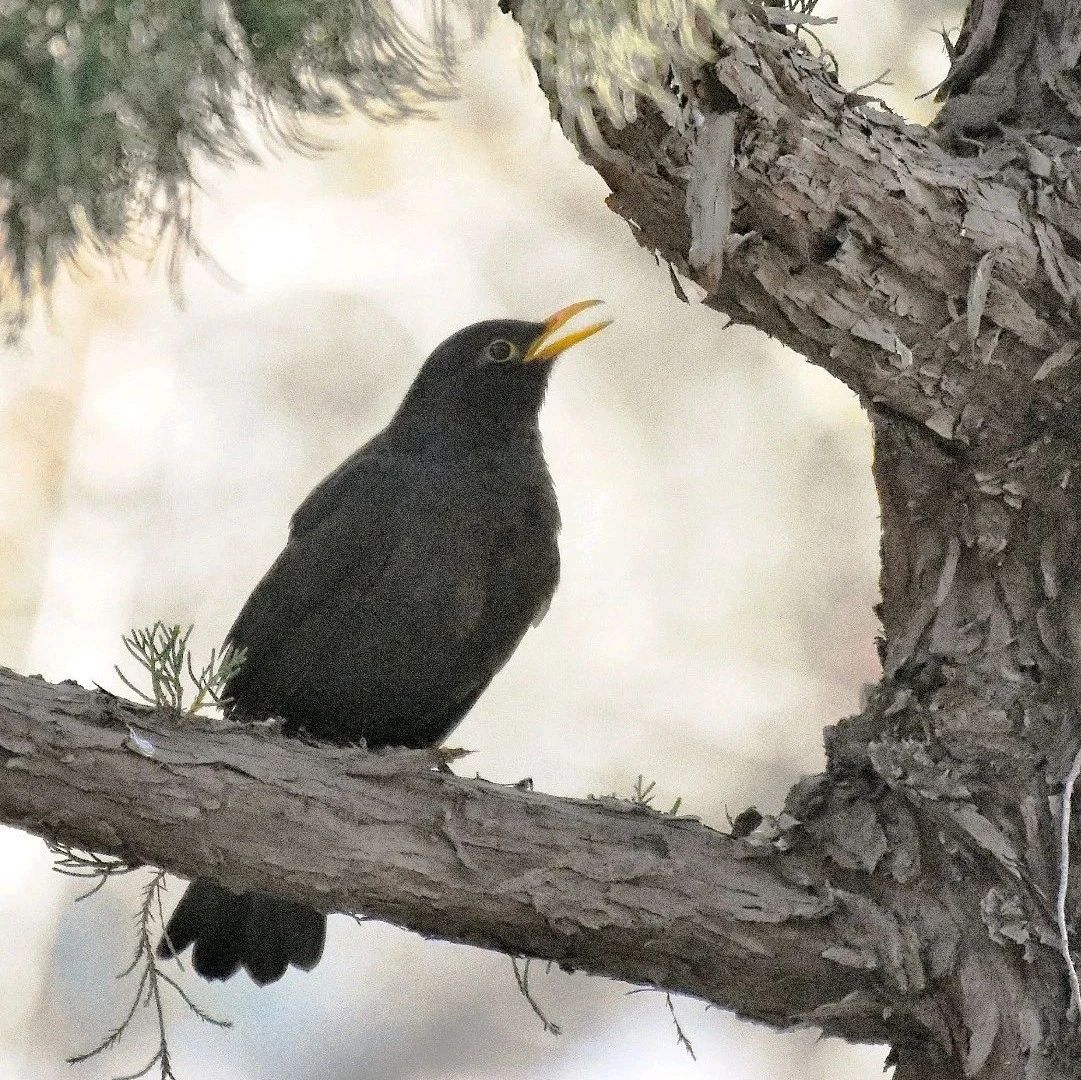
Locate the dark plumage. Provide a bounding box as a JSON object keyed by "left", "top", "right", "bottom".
{"left": 158, "top": 304, "right": 609, "bottom": 985}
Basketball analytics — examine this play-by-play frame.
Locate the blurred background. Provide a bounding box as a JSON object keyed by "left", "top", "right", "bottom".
{"left": 0, "top": 1, "right": 964, "bottom": 1077}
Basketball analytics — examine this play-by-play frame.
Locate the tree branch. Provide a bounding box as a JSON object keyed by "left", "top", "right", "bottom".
{"left": 0, "top": 665, "right": 906, "bottom": 1043}
{"left": 494, "top": 3, "right": 1081, "bottom": 1074}
{"left": 506, "top": 1, "right": 1081, "bottom": 452}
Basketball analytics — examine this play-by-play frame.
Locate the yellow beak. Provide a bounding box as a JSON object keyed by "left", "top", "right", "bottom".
{"left": 524, "top": 299, "right": 611, "bottom": 362}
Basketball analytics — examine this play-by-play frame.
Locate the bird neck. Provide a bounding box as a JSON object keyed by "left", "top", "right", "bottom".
{"left": 387, "top": 409, "right": 544, "bottom": 457}
{"left": 389, "top": 382, "right": 547, "bottom": 454}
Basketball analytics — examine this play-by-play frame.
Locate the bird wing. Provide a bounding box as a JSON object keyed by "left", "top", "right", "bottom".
{"left": 287, "top": 442, "right": 380, "bottom": 541}
{"left": 221, "top": 452, "right": 499, "bottom": 737}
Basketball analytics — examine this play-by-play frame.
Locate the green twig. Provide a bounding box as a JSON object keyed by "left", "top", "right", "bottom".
{"left": 68, "top": 871, "right": 231, "bottom": 1080}
{"left": 626, "top": 988, "right": 698, "bottom": 1060}
{"left": 114, "top": 622, "right": 245, "bottom": 716}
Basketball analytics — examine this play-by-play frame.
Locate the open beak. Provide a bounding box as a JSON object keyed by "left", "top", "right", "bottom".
{"left": 524, "top": 299, "right": 611, "bottom": 362}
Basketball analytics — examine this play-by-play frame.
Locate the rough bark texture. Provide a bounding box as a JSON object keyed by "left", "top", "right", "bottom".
{"left": 497, "top": 0, "right": 1081, "bottom": 1076}
{"left": 9, "top": 1, "right": 1081, "bottom": 1077}
{"left": 0, "top": 667, "right": 884, "bottom": 1039}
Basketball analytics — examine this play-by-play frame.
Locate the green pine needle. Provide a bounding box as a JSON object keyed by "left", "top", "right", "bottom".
{"left": 114, "top": 621, "right": 245, "bottom": 715}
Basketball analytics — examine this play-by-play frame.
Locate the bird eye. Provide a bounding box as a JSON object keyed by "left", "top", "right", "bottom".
{"left": 484, "top": 339, "right": 516, "bottom": 363}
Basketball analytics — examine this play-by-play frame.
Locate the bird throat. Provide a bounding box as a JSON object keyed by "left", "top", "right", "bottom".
{"left": 392, "top": 369, "right": 550, "bottom": 452}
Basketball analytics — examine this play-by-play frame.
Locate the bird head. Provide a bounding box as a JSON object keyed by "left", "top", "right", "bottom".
{"left": 395, "top": 301, "right": 611, "bottom": 442}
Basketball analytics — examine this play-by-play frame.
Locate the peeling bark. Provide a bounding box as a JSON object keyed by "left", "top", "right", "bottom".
{"left": 0, "top": 667, "right": 887, "bottom": 1040}
{"left": 491, "top": 0, "right": 1081, "bottom": 1075}
{"left": 515, "top": 2, "right": 1081, "bottom": 454}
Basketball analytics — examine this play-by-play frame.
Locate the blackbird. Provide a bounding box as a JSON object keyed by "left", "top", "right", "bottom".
{"left": 158, "top": 301, "right": 610, "bottom": 985}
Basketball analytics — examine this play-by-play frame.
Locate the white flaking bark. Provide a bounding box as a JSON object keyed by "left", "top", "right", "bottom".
{"left": 686, "top": 112, "right": 736, "bottom": 290}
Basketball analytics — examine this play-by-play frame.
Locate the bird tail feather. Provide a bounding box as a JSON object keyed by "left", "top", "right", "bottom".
{"left": 157, "top": 878, "right": 326, "bottom": 985}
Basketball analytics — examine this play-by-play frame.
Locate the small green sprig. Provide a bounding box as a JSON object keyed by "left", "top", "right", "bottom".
{"left": 68, "top": 870, "right": 230, "bottom": 1080}
{"left": 627, "top": 774, "right": 684, "bottom": 816}
{"left": 626, "top": 986, "right": 698, "bottom": 1060}
{"left": 114, "top": 622, "right": 245, "bottom": 715}
{"left": 48, "top": 842, "right": 138, "bottom": 901}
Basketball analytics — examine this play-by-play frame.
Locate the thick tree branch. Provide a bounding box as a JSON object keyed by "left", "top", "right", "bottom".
{"left": 508, "top": 1, "right": 1081, "bottom": 454}
{"left": 493, "top": 5, "right": 1081, "bottom": 1076}
{"left": 0, "top": 666, "right": 901, "bottom": 1043}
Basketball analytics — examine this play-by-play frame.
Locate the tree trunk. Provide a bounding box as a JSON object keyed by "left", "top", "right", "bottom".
{"left": 817, "top": 408, "right": 1081, "bottom": 1077}
{"left": 497, "top": 0, "right": 1081, "bottom": 1073}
